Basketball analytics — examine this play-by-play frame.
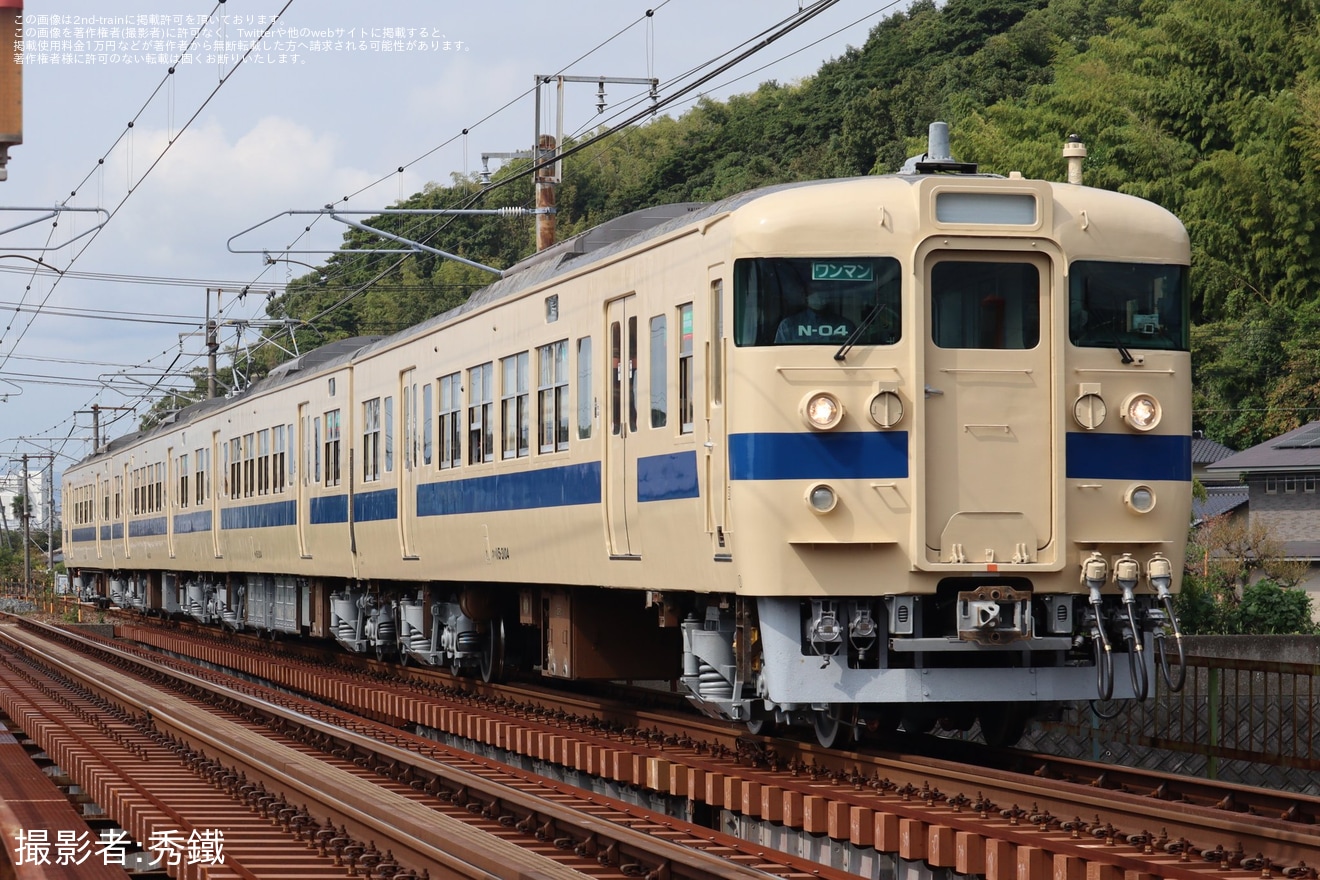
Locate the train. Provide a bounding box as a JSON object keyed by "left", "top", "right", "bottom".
{"left": 63, "top": 124, "right": 1191, "bottom": 747}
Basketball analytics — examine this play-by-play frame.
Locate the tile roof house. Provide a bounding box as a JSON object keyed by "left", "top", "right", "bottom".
{"left": 1192, "top": 435, "right": 1237, "bottom": 485}
{"left": 1191, "top": 434, "right": 1248, "bottom": 525}
{"left": 1205, "top": 421, "right": 1320, "bottom": 619}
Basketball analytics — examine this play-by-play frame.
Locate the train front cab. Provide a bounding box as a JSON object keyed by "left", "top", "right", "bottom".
{"left": 683, "top": 172, "right": 1191, "bottom": 745}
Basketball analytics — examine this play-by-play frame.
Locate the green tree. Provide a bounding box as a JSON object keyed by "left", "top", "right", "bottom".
{"left": 1178, "top": 515, "right": 1316, "bottom": 634}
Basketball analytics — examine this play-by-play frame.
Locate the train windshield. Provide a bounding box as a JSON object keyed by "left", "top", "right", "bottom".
{"left": 733, "top": 257, "right": 902, "bottom": 347}
{"left": 1069, "top": 261, "right": 1189, "bottom": 351}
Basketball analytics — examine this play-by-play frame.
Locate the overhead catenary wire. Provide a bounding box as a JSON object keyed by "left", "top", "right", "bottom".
{"left": 18, "top": 2, "right": 867, "bottom": 467}
{"left": 1, "top": 2, "right": 300, "bottom": 466}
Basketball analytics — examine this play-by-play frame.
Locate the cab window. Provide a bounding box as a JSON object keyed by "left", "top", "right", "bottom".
{"left": 733, "top": 257, "right": 901, "bottom": 347}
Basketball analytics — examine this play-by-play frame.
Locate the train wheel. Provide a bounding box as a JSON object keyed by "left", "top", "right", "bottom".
{"left": 813, "top": 705, "right": 852, "bottom": 749}
{"left": 745, "top": 708, "right": 777, "bottom": 736}
{"left": 978, "top": 706, "right": 1028, "bottom": 748}
{"left": 398, "top": 649, "right": 411, "bottom": 667}
{"left": 479, "top": 619, "right": 506, "bottom": 684}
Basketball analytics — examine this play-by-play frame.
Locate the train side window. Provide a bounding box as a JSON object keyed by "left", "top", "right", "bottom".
{"left": 610, "top": 322, "right": 622, "bottom": 435}
{"left": 194, "top": 447, "right": 206, "bottom": 505}
{"left": 114, "top": 474, "right": 121, "bottom": 519}
{"left": 228, "top": 439, "right": 240, "bottom": 499}
{"left": 324, "top": 408, "right": 342, "bottom": 487}
{"left": 439, "top": 373, "right": 461, "bottom": 469}
{"left": 273, "top": 426, "right": 286, "bottom": 493}
{"left": 576, "top": 337, "right": 592, "bottom": 440}
{"left": 538, "top": 340, "right": 569, "bottom": 453}
{"left": 710, "top": 280, "right": 723, "bottom": 406}
{"left": 628, "top": 317, "right": 639, "bottom": 433}
{"left": 363, "top": 398, "right": 381, "bottom": 483}
{"left": 178, "top": 453, "right": 189, "bottom": 510}
{"left": 931, "top": 261, "right": 1039, "bottom": 349}
{"left": 243, "top": 433, "right": 256, "bottom": 498}
{"left": 383, "top": 401, "right": 393, "bottom": 474}
{"left": 469, "top": 362, "right": 494, "bottom": 464}
{"left": 678, "top": 303, "right": 694, "bottom": 434}
{"left": 258, "top": 428, "right": 271, "bottom": 496}
{"left": 423, "top": 383, "right": 434, "bottom": 466}
{"left": 313, "top": 417, "right": 322, "bottom": 484}
{"left": 649, "top": 316, "right": 667, "bottom": 428}
{"left": 502, "top": 352, "right": 530, "bottom": 459}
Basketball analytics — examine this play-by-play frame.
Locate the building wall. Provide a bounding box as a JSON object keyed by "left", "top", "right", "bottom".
{"left": 1247, "top": 477, "right": 1320, "bottom": 542}
{"left": 0, "top": 472, "right": 48, "bottom": 531}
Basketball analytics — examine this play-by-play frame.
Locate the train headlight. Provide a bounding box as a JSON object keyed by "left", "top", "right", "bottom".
{"left": 1072, "top": 393, "right": 1107, "bottom": 430}
{"left": 1121, "top": 393, "right": 1161, "bottom": 431}
{"left": 867, "top": 390, "right": 904, "bottom": 429}
{"left": 1124, "top": 484, "right": 1156, "bottom": 514}
{"left": 800, "top": 391, "right": 844, "bottom": 431}
{"left": 805, "top": 483, "right": 838, "bottom": 514}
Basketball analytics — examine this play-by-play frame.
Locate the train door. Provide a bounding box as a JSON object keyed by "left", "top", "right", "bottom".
{"left": 166, "top": 446, "right": 176, "bottom": 558}
{"left": 400, "top": 368, "right": 419, "bottom": 558}
{"left": 920, "top": 250, "right": 1056, "bottom": 565}
{"left": 706, "top": 272, "right": 731, "bottom": 558}
{"left": 604, "top": 295, "right": 640, "bottom": 557}
{"left": 95, "top": 476, "right": 104, "bottom": 561}
{"left": 210, "top": 430, "right": 223, "bottom": 558}
{"left": 295, "top": 408, "right": 310, "bottom": 557}
{"left": 122, "top": 461, "right": 131, "bottom": 559}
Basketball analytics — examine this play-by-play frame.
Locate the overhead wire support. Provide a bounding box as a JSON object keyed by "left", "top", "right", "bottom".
{"left": 229, "top": 208, "right": 544, "bottom": 278}
{"left": 0, "top": 205, "right": 110, "bottom": 250}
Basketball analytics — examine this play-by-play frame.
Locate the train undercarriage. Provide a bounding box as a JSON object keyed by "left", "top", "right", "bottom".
{"left": 78, "top": 555, "right": 1185, "bottom": 749}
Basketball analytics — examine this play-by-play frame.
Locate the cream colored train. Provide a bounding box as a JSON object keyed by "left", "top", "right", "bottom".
{"left": 64, "top": 126, "right": 1191, "bottom": 746}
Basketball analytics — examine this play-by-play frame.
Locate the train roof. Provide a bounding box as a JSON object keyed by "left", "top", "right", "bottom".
{"left": 352, "top": 179, "right": 850, "bottom": 362}
{"left": 67, "top": 175, "right": 1011, "bottom": 463}
{"left": 72, "top": 168, "right": 1180, "bottom": 465}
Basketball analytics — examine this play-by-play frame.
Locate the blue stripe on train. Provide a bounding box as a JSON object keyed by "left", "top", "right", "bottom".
{"left": 1066, "top": 433, "right": 1191, "bottom": 481}
{"left": 128, "top": 517, "right": 167, "bottom": 538}
{"left": 354, "top": 488, "right": 398, "bottom": 522}
{"left": 223, "top": 500, "right": 297, "bottom": 529}
{"left": 310, "top": 495, "right": 347, "bottom": 525}
{"left": 174, "top": 510, "right": 212, "bottom": 534}
{"left": 417, "top": 461, "right": 601, "bottom": 516}
{"left": 728, "top": 431, "right": 909, "bottom": 481}
{"left": 637, "top": 450, "right": 700, "bottom": 502}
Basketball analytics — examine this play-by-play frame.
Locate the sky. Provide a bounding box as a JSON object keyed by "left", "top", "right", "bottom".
{"left": 0, "top": 0, "right": 903, "bottom": 507}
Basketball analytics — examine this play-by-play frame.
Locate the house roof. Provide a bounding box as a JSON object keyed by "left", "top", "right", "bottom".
{"left": 1192, "top": 485, "right": 1249, "bottom": 526}
{"left": 1191, "top": 436, "right": 1235, "bottom": 466}
{"left": 1206, "top": 421, "right": 1320, "bottom": 474}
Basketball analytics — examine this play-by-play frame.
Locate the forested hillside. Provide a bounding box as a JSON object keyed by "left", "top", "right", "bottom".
{"left": 228, "top": 0, "right": 1320, "bottom": 450}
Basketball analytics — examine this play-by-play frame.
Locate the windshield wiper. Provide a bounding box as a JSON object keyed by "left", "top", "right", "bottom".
{"left": 834, "top": 302, "right": 890, "bottom": 361}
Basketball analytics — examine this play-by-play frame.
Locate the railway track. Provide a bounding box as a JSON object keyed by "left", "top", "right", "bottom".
{"left": 113, "top": 616, "right": 1320, "bottom": 875}
{"left": 0, "top": 618, "right": 852, "bottom": 880}
{"left": 9, "top": 614, "right": 1320, "bottom": 879}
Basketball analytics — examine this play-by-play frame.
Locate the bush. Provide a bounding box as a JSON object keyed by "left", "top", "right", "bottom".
{"left": 1235, "top": 579, "right": 1319, "bottom": 635}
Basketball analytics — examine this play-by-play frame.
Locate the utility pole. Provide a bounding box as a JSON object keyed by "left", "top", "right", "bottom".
{"left": 21, "top": 453, "right": 29, "bottom": 594}
{"left": 207, "top": 287, "right": 219, "bottom": 399}
{"left": 78, "top": 404, "right": 134, "bottom": 452}
{"left": 483, "top": 74, "right": 658, "bottom": 253}
{"left": 18, "top": 452, "right": 55, "bottom": 596}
